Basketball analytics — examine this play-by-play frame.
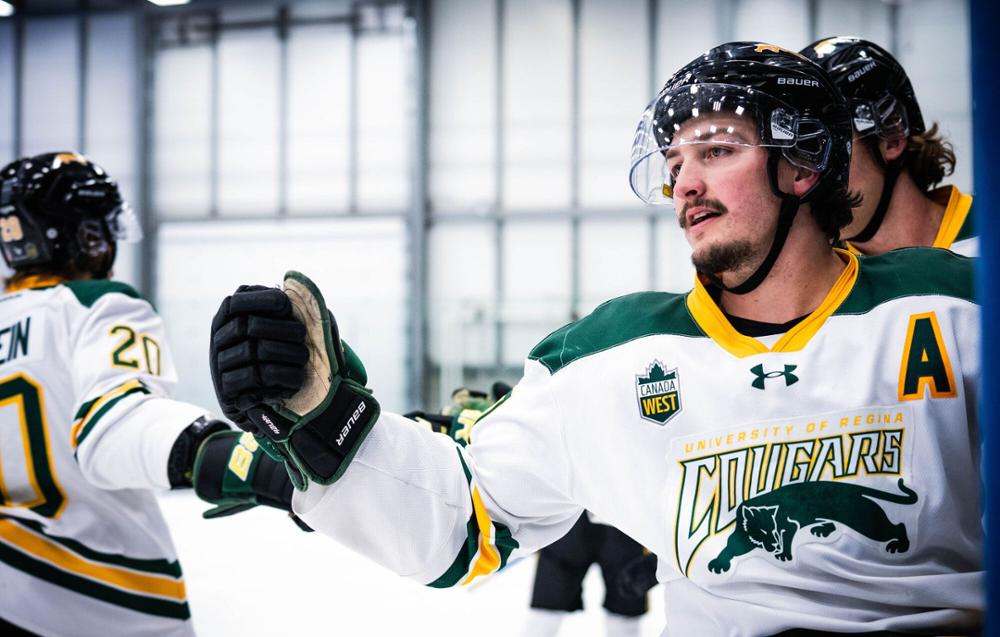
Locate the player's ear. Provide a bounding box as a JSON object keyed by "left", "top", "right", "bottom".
{"left": 790, "top": 165, "right": 819, "bottom": 198}
{"left": 881, "top": 135, "right": 907, "bottom": 162}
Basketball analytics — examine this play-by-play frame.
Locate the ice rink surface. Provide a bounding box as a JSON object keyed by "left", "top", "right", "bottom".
{"left": 159, "top": 491, "right": 666, "bottom": 636}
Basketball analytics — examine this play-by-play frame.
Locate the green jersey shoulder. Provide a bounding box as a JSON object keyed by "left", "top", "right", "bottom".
{"left": 838, "top": 246, "right": 975, "bottom": 316}
{"left": 529, "top": 291, "right": 702, "bottom": 375}
{"left": 62, "top": 280, "right": 145, "bottom": 308}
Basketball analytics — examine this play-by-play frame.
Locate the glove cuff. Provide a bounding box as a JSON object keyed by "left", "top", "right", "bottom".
{"left": 167, "top": 417, "right": 231, "bottom": 488}
{"left": 286, "top": 379, "right": 380, "bottom": 485}
{"left": 192, "top": 431, "right": 250, "bottom": 502}
{"left": 193, "top": 430, "right": 296, "bottom": 514}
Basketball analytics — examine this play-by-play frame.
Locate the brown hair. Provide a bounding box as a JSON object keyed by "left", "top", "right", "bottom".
{"left": 4, "top": 264, "right": 84, "bottom": 290}
{"left": 3, "top": 249, "right": 113, "bottom": 289}
{"left": 809, "top": 185, "right": 862, "bottom": 244}
{"left": 905, "top": 123, "right": 956, "bottom": 192}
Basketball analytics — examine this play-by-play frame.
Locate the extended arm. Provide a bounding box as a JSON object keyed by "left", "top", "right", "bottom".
{"left": 70, "top": 287, "right": 301, "bottom": 522}
{"left": 209, "top": 273, "right": 581, "bottom": 585}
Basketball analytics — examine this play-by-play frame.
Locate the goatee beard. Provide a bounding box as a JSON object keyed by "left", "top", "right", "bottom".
{"left": 691, "top": 240, "right": 756, "bottom": 275}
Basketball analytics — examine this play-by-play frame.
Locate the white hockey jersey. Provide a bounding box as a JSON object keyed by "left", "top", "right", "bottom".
{"left": 294, "top": 248, "right": 981, "bottom": 636}
{"left": 0, "top": 276, "right": 208, "bottom": 636}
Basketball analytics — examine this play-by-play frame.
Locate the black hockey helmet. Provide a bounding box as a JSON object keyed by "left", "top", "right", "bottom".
{"left": 801, "top": 36, "right": 924, "bottom": 141}
{"left": 801, "top": 37, "right": 924, "bottom": 243}
{"left": 0, "top": 152, "right": 141, "bottom": 276}
{"left": 629, "top": 42, "right": 852, "bottom": 294}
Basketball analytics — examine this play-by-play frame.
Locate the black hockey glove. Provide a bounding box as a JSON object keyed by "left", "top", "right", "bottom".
{"left": 616, "top": 552, "right": 658, "bottom": 598}
{"left": 192, "top": 430, "right": 311, "bottom": 530}
{"left": 209, "top": 284, "right": 309, "bottom": 430}
{"left": 210, "top": 272, "right": 380, "bottom": 490}
{"left": 167, "top": 416, "right": 232, "bottom": 488}
{"left": 168, "top": 418, "right": 311, "bottom": 530}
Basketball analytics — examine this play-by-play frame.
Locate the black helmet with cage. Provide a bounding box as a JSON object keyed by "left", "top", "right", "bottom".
{"left": 801, "top": 36, "right": 923, "bottom": 243}
{"left": 629, "top": 41, "right": 853, "bottom": 294}
{"left": 0, "top": 152, "right": 142, "bottom": 280}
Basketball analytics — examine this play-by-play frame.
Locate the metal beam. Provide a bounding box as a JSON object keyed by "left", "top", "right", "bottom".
{"left": 430, "top": 206, "right": 666, "bottom": 223}
{"left": 887, "top": 0, "right": 900, "bottom": 55}
{"left": 155, "top": 210, "right": 409, "bottom": 224}
{"left": 277, "top": 4, "right": 289, "bottom": 217}
{"left": 407, "top": 0, "right": 430, "bottom": 407}
{"left": 647, "top": 0, "right": 657, "bottom": 96}
{"left": 13, "top": 12, "right": 24, "bottom": 158}
{"left": 569, "top": 0, "right": 580, "bottom": 319}
{"left": 348, "top": 10, "right": 359, "bottom": 214}
{"left": 493, "top": 0, "right": 506, "bottom": 374}
{"left": 77, "top": 0, "right": 89, "bottom": 153}
{"left": 137, "top": 8, "right": 157, "bottom": 300}
{"left": 647, "top": 0, "right": 659, "bottom": 290}
{"left": 806, "top": 0, "right": 819, "bottom": 43}
{"left": 208, "top": 9, "right": 219, "bottom": 217}
{"left": 717, "top": 0, "right": 736, "bottom": 44}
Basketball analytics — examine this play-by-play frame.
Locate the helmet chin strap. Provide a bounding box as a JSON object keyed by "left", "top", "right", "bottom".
{"left": 703, "top": 152, "right": 803, "bottom": 296}
{"left": 844, "top": 138, "right": 903, "bottom": 244}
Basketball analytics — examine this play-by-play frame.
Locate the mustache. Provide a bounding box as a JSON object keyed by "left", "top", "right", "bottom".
{"left": 678, "top": 198, "right": 729, "bottom": 229}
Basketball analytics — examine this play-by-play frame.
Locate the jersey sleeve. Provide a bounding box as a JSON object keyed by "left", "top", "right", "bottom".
{"left": 292, "top": 358, "right": 583, "bottom": 586}
{"left": 69, "top": 288, "right": 209, "bottom": 490}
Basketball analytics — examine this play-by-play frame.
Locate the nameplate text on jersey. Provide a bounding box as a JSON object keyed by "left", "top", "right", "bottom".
{"left": 0, "top": 316, "right": 32, "bottom": 367}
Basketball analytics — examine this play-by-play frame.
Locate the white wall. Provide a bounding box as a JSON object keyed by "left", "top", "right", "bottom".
{"left": 156, "top": 219, "right": 409, "bottom": 414}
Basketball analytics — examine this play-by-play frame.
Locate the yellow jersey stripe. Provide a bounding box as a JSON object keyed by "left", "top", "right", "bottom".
{"left": 686, "top": 250, "right": 859, "bottom": 358}
{"left": 932, "top": 186, "right": 973, "bottom": 250}
{"left": 773, "top": 250, "right": 859, "bottom": 352}
{"left": 460, "top": 486, "right": 501, "bottom": 585}
{"left": 0, "top": 518, "right": 187, "bottom": 601}
{"left": 71, "top": 379, "right": 146, "bottom": 449}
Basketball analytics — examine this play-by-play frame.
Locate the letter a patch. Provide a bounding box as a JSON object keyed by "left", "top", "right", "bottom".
{"left": 636, "top": 360, "right": 682, "bottom": 425}
{"left": 898, "top": 312, "right": 957, "bottom": 401}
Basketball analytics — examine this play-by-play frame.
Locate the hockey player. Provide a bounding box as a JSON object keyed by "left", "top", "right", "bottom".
{"left": 209, "top": 43, "right": 981, "bottom": 636}
{"left": 0, "top": 153, "right": 296, "bottom": 636}
{"left": 621, "top": 35, "right": 984, "bottom": 603}
{"left": 801, "top": 36, "right": 976, "bottom": 256}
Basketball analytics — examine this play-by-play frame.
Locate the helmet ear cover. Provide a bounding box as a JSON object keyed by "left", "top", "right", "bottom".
{"left": 0, "top": 175, "right": 55, "bottom": 269}
{"left": 849, "top": 94, "right": 911, "bottom": 142}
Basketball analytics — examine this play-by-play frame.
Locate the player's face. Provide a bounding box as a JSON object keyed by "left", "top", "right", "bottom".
{"left": 665, "top": 114, "right": 783, "bottom": 276}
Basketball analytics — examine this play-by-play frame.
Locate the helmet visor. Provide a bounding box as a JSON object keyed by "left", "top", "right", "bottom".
{"left": 105, "top": 201, "right": 143, "bottom": 243}
{"left": 629, "top": 83, "right": 834, "bottom": 205}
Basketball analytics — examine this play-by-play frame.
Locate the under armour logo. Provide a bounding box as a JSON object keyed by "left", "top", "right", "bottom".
{"left": 750, "top": 364, "right": 799, "bottom": 390}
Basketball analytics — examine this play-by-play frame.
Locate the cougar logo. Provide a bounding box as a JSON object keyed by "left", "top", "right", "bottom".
{"left": 707, "top": 479, "right": 917, "bottom": 573}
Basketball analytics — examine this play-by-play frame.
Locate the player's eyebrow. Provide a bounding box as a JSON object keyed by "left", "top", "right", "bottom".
{"left": 665, "top": 127, "right": 751, "bottom": 160}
